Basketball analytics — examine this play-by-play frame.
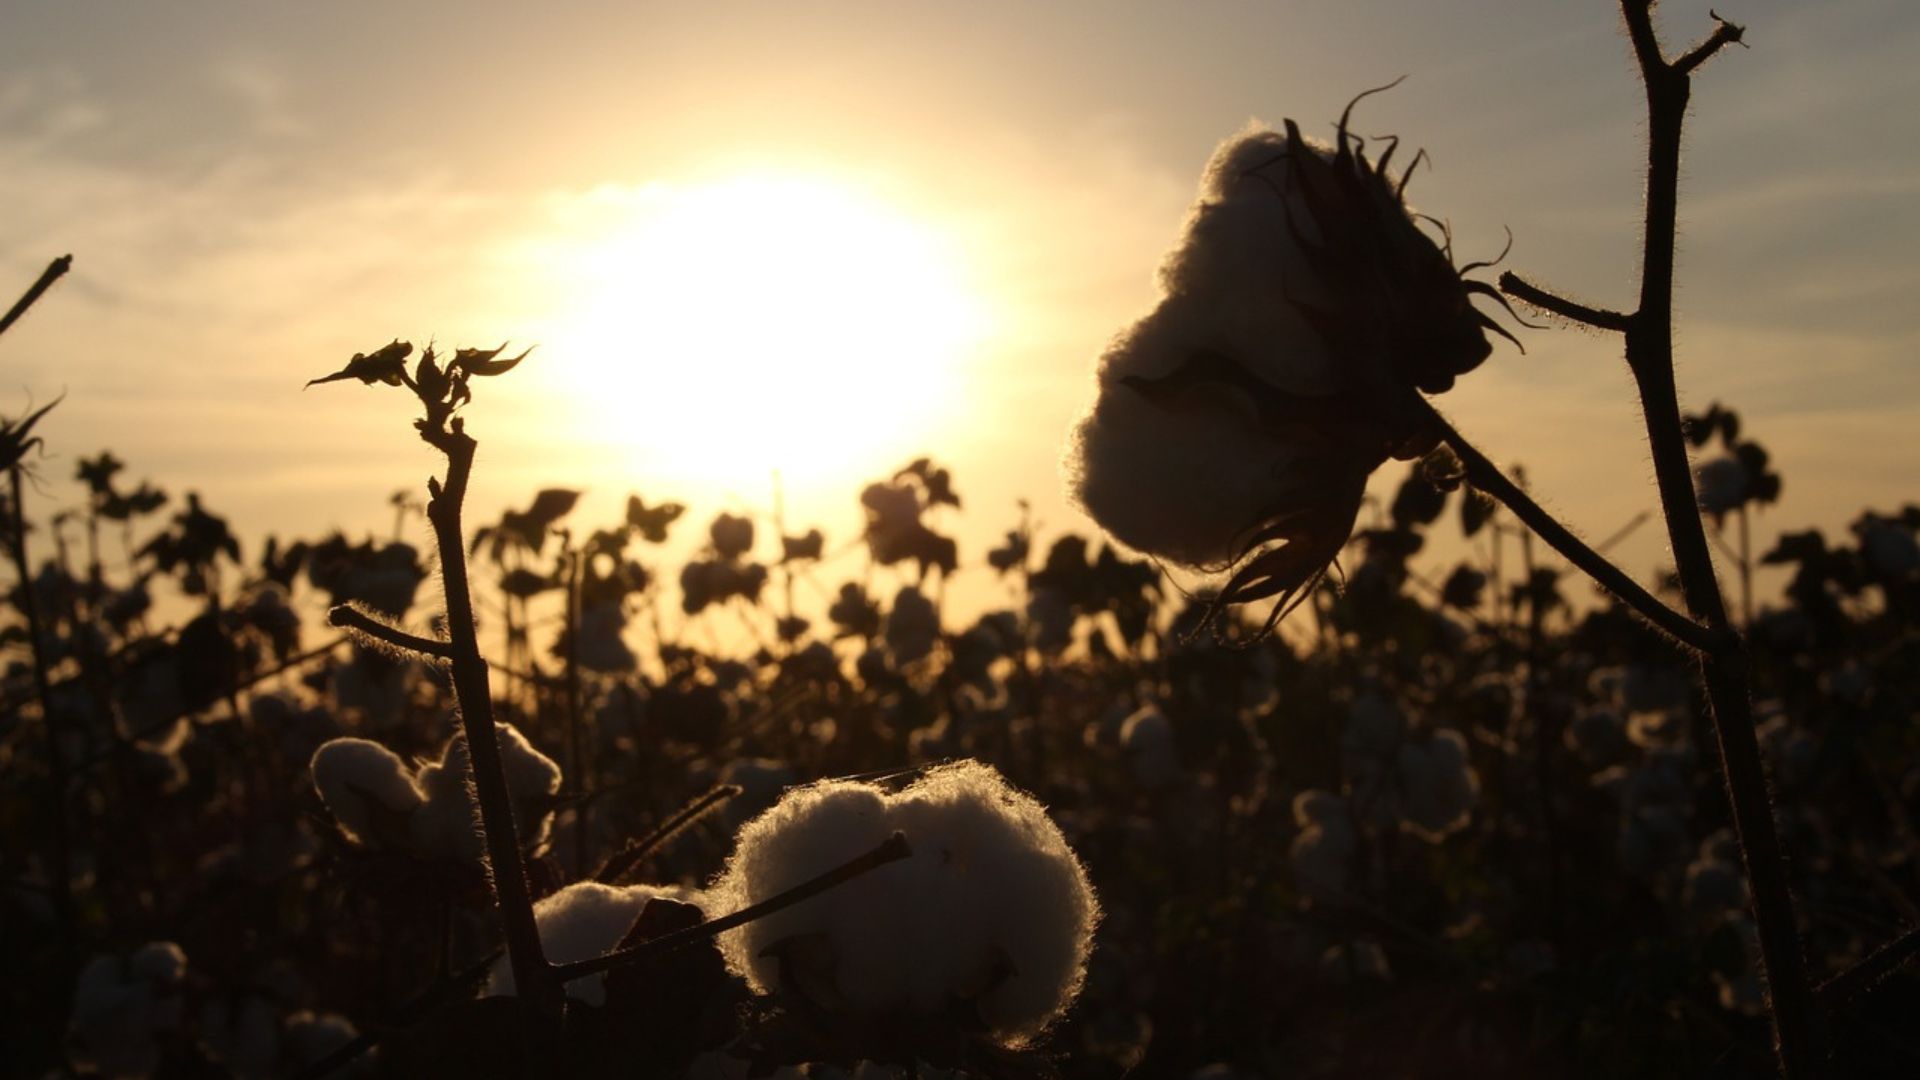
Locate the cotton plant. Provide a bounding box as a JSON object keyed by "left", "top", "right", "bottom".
{"left": 1060, "top": 7, "right": 1842, "bottom": 1072}
{"left": 708, "top": 759, "right": 1099, "bottom": 1049}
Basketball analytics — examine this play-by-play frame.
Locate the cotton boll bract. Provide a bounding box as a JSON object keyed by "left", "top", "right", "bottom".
{"left": 487, "top": 881, "right": 706, "bottom": 1007}
{"left": 709, "top": 760, "right": 1098, "bottom": 1047}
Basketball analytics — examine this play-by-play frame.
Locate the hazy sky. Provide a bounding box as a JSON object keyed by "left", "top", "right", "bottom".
{"left": 5, "top": 0, "right": 1917, "bottom": 624}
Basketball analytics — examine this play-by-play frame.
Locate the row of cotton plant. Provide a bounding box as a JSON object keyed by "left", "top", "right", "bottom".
{"left": 6, "top": 4, "right": 1920, "bottom": 1077}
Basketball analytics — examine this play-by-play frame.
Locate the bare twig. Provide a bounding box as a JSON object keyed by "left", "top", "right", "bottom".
{"left": 1498, "top": 272, "right": 1631, "bottom": 332}
{"left": 593, "top": 783, "right": 742, "bottom": 885}
{"left": 327, "top": 604, "right": 453, "bottom": 660}
{"left": 557, "top": 830, "right": 911, "bottom": 984}
{"left": 1818, "top": 926, "right": 1920, "bottom": 1017}
{"left": 0, "top": 255, "right": 71, "bottom": 338}
{"left": 1417, "top": 398, "right": 1716, "bottom": 653}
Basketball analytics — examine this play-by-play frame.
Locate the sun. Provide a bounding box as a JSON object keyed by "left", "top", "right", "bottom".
{"left": 544, "top": 173, "right": 991, "bottom": 500}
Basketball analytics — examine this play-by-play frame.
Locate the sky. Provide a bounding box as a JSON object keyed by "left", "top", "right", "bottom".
{"left": 4, "top": 0, "right": 1917, "bottom": 630}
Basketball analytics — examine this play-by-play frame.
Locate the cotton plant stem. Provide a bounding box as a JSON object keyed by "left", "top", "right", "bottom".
{"left": 9, "top": 465, "right": 74, "bottom": 969}
{"left": 1617, "top": 5, "right": 1821, "bottom": 1076}
{"left": 1416, "top": 398, "right": 1714, "bottom": 653}
{"left": 421, "top": 420, "right": 561, "bottom": 1023}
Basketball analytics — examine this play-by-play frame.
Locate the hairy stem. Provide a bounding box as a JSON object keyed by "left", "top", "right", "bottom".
{"left": 327, "top": 603, "right": 453, "bottom": 660}
{"left": 1621, "top": 4, "right": 1821, "bottom": 1075}
{"left": 1416, "top": 398, "right": 1715, "bottom": 652}
{"left": 420, "top": 419, "right": 560, "bottom": 1022}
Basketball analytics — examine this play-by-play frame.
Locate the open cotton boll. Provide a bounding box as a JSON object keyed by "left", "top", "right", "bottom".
{"left": 1289, "top": 790, "right": 1355, "bottom": 906}
{"left": 710, "top": 760, "right": 1098, "bottom": 1047}
{"left": 1396, "top": 729, "right": 1478, "bottom": 841}
{"left": 69, "top": 942, "right": 188, "bottom": 1079}
{"left": 309, "top": 738, "right": 423, "bottom": 846}
{"left": 487, "top": 881, "right": 705, "bottom": 1006}
{"left": 1119, "top": 705, "right": 1179, "bottom": 788}
{"left": 410, "top": 723, "right": 562, "bottom": 862}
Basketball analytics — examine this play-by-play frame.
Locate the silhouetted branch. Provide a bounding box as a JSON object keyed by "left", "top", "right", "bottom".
{"left": 327, "top": 603, "right": 452, "bottom": 661}
{"left": 1675, "top": 12, "right": 1748, "bottom": 75}
{"left": 297, "top": 949, "right": 501, "bottom": 1080}
{"left": 0, "top": 255, "right": 71, "bottom": 338}
{"left": 1416, "top": 398, "right": 1716, "bottom": 654}
{"left": 1613, "top": 5, "right": 1825, "bottom": 1075}
{"left": 419, "top": 417, "right": 561, "bottom": 1021}
{"left": 557, "top": 830, "right": 911, "bottom": 984}
{"left": 1819, "top": 926, "right": 1920, "bottom": 1016}
{"left": 1498, "top": 272, "right": 1630, "bottom": 332}
{"left": 8, "top": 465, "right": 73, "bottom": 969}
{"left": 594, "top": 784, "right": 742, "bottom": 885}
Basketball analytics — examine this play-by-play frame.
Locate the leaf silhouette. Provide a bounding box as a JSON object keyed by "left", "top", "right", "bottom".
{"left": 307, "top": 340, "right": 413, "bottom": 388}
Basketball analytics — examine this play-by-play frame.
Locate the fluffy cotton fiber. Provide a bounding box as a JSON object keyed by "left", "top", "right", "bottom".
{"left": 708, "top": 759, "right": 1098, "bottom": 1047}
{"left": 308, "top": 723, "right": 561, "bottom": 863}
{"left": 486, "top": 881, "right": 705, "bottom": 1006}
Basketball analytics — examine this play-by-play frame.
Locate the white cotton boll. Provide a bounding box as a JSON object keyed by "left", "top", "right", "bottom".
{"left": 486, "top": 881, "right": 705, "bottom": 1007}
{"left": 1694, "top": 456, "right": 1750, "bottom": 516}
{"left": 1344, "top": 690, "right": 1405, "bottom": 759}
{"left": 1683, "top": 858, "right": 1749, "bottom": 921}
{"left": 709, "top": 760, "right": 1098, "bottom": 1047}
{"left": 69, "top": 944, "right": 189, "bottom": 1079}
{"left": 1289, "top": 790, "right": 1355, "bottom": 906}
{"left": 1319, "top": 939, "right": 1392, "bottom": 984}
{"left": 1396, "top": 729, "right": 1478, "bottom": 841}
{"left": 127, "top": 942, "right": 187, "bottom": 985}
{"left": 309, "top": 738, "right": 423, "bottom": 846}
{"left": 885, "top": 586, "right": 940, "bottom": 665}
{"left": 1626, "top": 709, "right": 1688, "bottom": 749}
{"left": 199, "top": 996, "right": 282, "bottom": 1079}
{"left": 283, "top": 1011, "right": 361, "bottom": 1074}
{"left": 410, "top": 724, "right": 562, "bottom": 862}
{"left": 1565, "top": 706, "right": 1629, "bottom": 766}
{"left": 1119, "top": 705, "right": 1179, "bottom": 788}
{"left": 1069, "top": 305, "right": 1312, "bottom": 569}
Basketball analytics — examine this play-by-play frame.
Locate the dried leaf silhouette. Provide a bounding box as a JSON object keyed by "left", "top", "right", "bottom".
{"left": 306, "top": 340, "right": 413, "bottom": 387}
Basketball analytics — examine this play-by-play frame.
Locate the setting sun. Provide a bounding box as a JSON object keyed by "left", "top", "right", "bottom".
{"left": 545, "top": 174, "right": 991, "bottom": 497}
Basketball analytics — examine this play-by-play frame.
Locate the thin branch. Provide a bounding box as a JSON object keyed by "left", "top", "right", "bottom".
{"left": 1818, "top": 926, "right": 1920, "bottom": 1016}
{"left": 297, "top": 949, "right": 501, "bottom": 1080}
{"left": 0, "top": 255, "right": 72, "bottom": 338}
{"left": 593, "top": 783, "right": 742, "bottom": 885}
{"left": 327, "top": 604, "right": 452, "bottom": 660}
{"left": 1675, "top": 12, "right": 1748, "bottom": 75}
{"left": 419, "top": 418, "right": 559, "bottom": 1020}
{"left": 556, "top": 830, "right": 911, "bottom": 984}
{"left": 1498, "top": 272, "right": 1631, "bottom": 332}
{"left": 1417, "top": 398, "right": 1718, "bottom": 654}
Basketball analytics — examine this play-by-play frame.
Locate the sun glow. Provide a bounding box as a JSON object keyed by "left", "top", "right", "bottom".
{"left": 544, "top": 174, "right": 991, "bottom": 500}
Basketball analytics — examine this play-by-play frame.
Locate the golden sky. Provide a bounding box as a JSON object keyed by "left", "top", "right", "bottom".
{"left": 5, "top": 0, "right": 1917, "bottom": 624}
